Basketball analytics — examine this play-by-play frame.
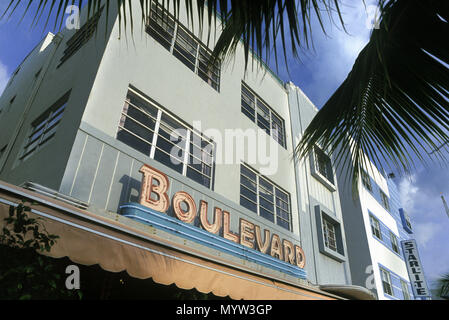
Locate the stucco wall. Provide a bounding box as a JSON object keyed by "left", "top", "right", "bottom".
{"left": 0, "top": 4, "right": 115, "bottom": 190}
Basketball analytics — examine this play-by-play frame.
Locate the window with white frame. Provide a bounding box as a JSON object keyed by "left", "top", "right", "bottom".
{"left": 117, "top": 87, "right": 215, "bottom": 189}
{"left": 380, "top": 189, "right": 390, "bottom": 211}
{"left": 20, "top": 92, "right": 70, "bottom": 161}
{"left": 315, "top": 208, "right": 345, "bottom": 261}
{"left": 370, "top": 214, "right": 382, "bottom": 240}
{"left": 380, "top": 268, "right": 393, "bottom": 296}
{"left": 146, "top": 0, "right": 221, "bottom": 91}
{"left": 313, "top": 146, "right": 334, "bottom": 185}
{"left": 241, "top": 82, "right": 286, "bottom": 148}
{"left": 146, "top": 2, "right": 175, "bottom": 51}
{"left": 401, "top": 280, "right": 411, "bottom": 300}
{"left": 390, "top": 231, "right": 399, "bottom": 254}
{"left": 322, "top": 217, "right": 338, "bottom": 252}
{"left": 240, "top": 164, "right": 291, "bottom": 230}
{"left": 361, "top": 170, "right": 372, "bottom": 192}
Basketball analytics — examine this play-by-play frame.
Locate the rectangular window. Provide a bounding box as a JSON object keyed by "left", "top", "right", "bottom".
{"left": 323, "top": 218, "right": 338, "bottom": 252}
{"left": 404, "top": 211, "right": 413, "bottom": 231}
{"left": 380, "top": 189, "right": 390, "bottom": 211}
{"left": 117, "top": 87, "right": 215, "bottom": 189}
{"left": 241, "top": 82, "right": 286, "bottom": 148}
{"left": 5, "top": 67, "right": 20, "bottom": 89}
{"left": 146, "top": 1, "right": 221, "bottom": 91}
{"left": 390, "top": 231, "right": 399, "bottom": 254}
{"left": 20, "top": 92, "right": 70, "bottom": 161}
{"left": 240, "top": 164, "right": 291, "bottom": 231}
{"left": 401, "top": 280, "right": 411, "bottom": 300}
{"left": 370, "top": 215, "right": 382, "bottom": 240}
{"left": 380, "top": 268, "right": 393, "bottom": 296}
{"left": 173, "top": 25, "right": 198, "bottom": 72}
{"left": 197, "top": 47, "right": 221, "bottom": 90}
{"left": 313, "top": 146, "right": 334, "bottom": 185}
{"left": 58, "top": 7, "right": 103, "bottom": 68}
{"left": 361, "top": 170, "right": 372, "bottom": 192}
{"left": 147, "top": 3, "right": 176, "bottom": 50}
{"left": 4, "top": 95, "right": 17, "bottom": 113}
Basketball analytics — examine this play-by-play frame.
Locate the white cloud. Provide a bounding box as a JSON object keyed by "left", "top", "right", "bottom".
{"left": 0, "top": 61, "right": 9, "bottom": 96}
{"left": 398, "top": 175, "right": 419, "bottom": 212}
{"left": 413, "top": 222, "right": 442, "bottom": 248}
{"left": 397, "top": 171, "right": 449, "bottom": 284}
{"left": 280, "top": 0, "right": 377, "bottom": 107}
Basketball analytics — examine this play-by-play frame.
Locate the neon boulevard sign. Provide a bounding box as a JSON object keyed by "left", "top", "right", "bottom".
{"left": 138, "top": 164, "right": 306, "bottom": 269}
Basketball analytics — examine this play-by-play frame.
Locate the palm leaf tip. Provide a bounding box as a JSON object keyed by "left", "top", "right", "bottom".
{"left": 1, "top": 0, "right": 347, "bottom": 70}
{"left": 296, "top": 0, "right": 449, "bottom": 193}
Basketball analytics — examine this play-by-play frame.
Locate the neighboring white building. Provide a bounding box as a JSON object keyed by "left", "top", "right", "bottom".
{"left": 0, "top": 0, "right": 374, "bottom": 299}
{"left": 336, "top": 156, "right": 431, "bottom": 300}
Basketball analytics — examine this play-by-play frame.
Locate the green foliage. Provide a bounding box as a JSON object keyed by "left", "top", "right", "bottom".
{"left": 296, "top": 0, "right": 449, "bottom": 192}
{"left": 0, "top": 203, "right": 80, "bottom": 300}
{"left": 436, "top": 272, "right": 449, "bottom": 299}
{"left": 3, "top": 0, "right": 449, "bottom": 199}
{"left": 0, "top": 203, "right": 58, "bottom": 252}
{"left": 0, "top": 0, "right": 343, "bottom": 70}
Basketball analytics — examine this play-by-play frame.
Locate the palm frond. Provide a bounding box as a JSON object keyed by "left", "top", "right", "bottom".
{"left": 296, "top": 0, "right": 449, "bottom": 192}
{"left": 0, "top": 0, "right": 344, "bottom": 69}
{"left": 437, "top": 272, "right": 449, "bottom": 299}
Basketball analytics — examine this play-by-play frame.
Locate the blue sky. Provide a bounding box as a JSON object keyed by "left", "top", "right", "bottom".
{"left": 265, "top": 0, "right": 449, "bottom": 294}
{"left": 0, "top": 0, "right": 447, "bottom": 295}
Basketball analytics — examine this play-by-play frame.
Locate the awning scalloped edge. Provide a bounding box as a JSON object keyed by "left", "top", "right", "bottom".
{"left": 0, "top": 187, "right": 336, "bottom": 301}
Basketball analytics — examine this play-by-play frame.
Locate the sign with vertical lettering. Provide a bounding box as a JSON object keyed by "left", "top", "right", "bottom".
{"left": 401, "top": 239, "right": 430, "bottom": 298}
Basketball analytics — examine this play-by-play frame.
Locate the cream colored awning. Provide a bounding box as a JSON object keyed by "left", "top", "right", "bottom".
{"left": 0, "top": 181, "right": 341, "bottom": 300}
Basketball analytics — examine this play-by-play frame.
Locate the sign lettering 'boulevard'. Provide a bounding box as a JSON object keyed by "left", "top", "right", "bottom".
{"left": 138, "top": 164, "right": 306, "bottom": 269}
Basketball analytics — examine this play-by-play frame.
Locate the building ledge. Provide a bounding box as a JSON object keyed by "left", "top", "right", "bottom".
{"left": 319, "top": 285, "right": 377, "bottom": 300}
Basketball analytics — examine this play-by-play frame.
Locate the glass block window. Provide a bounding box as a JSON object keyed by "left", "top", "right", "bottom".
{"left": 21, "top": 92, "right": 70, "bottom": 160}
{"left": 240, "top": 164, "right": 291, "bottom": 231}
{"left": 117, "top": 87, "right": 215, "bottom": 189}
{"left": 241, "top": 82, "right": 286, "bottom": 148}
{"left": 146, "top": 0, "right": 221, "bottom": 91}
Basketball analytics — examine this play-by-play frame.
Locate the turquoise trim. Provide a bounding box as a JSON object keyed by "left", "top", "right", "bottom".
{"left": 119, "top": 203, "right": 307, "bottom": 279}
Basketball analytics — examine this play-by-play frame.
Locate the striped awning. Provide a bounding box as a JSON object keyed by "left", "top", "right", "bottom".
{"left": 0, "top": 181, "right": 341, "bottom": 300}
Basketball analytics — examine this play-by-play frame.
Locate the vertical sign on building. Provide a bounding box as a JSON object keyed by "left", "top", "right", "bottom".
{"left": 401, "top": 239, "right": 430, "bottom": 299}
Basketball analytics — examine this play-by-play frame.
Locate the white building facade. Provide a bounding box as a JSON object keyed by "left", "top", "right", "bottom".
{"left": 337, "top": 159, "right": 431, "bottom": 300}
{"left": 0, "top": 0, "right": 374, "bottom": 299}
